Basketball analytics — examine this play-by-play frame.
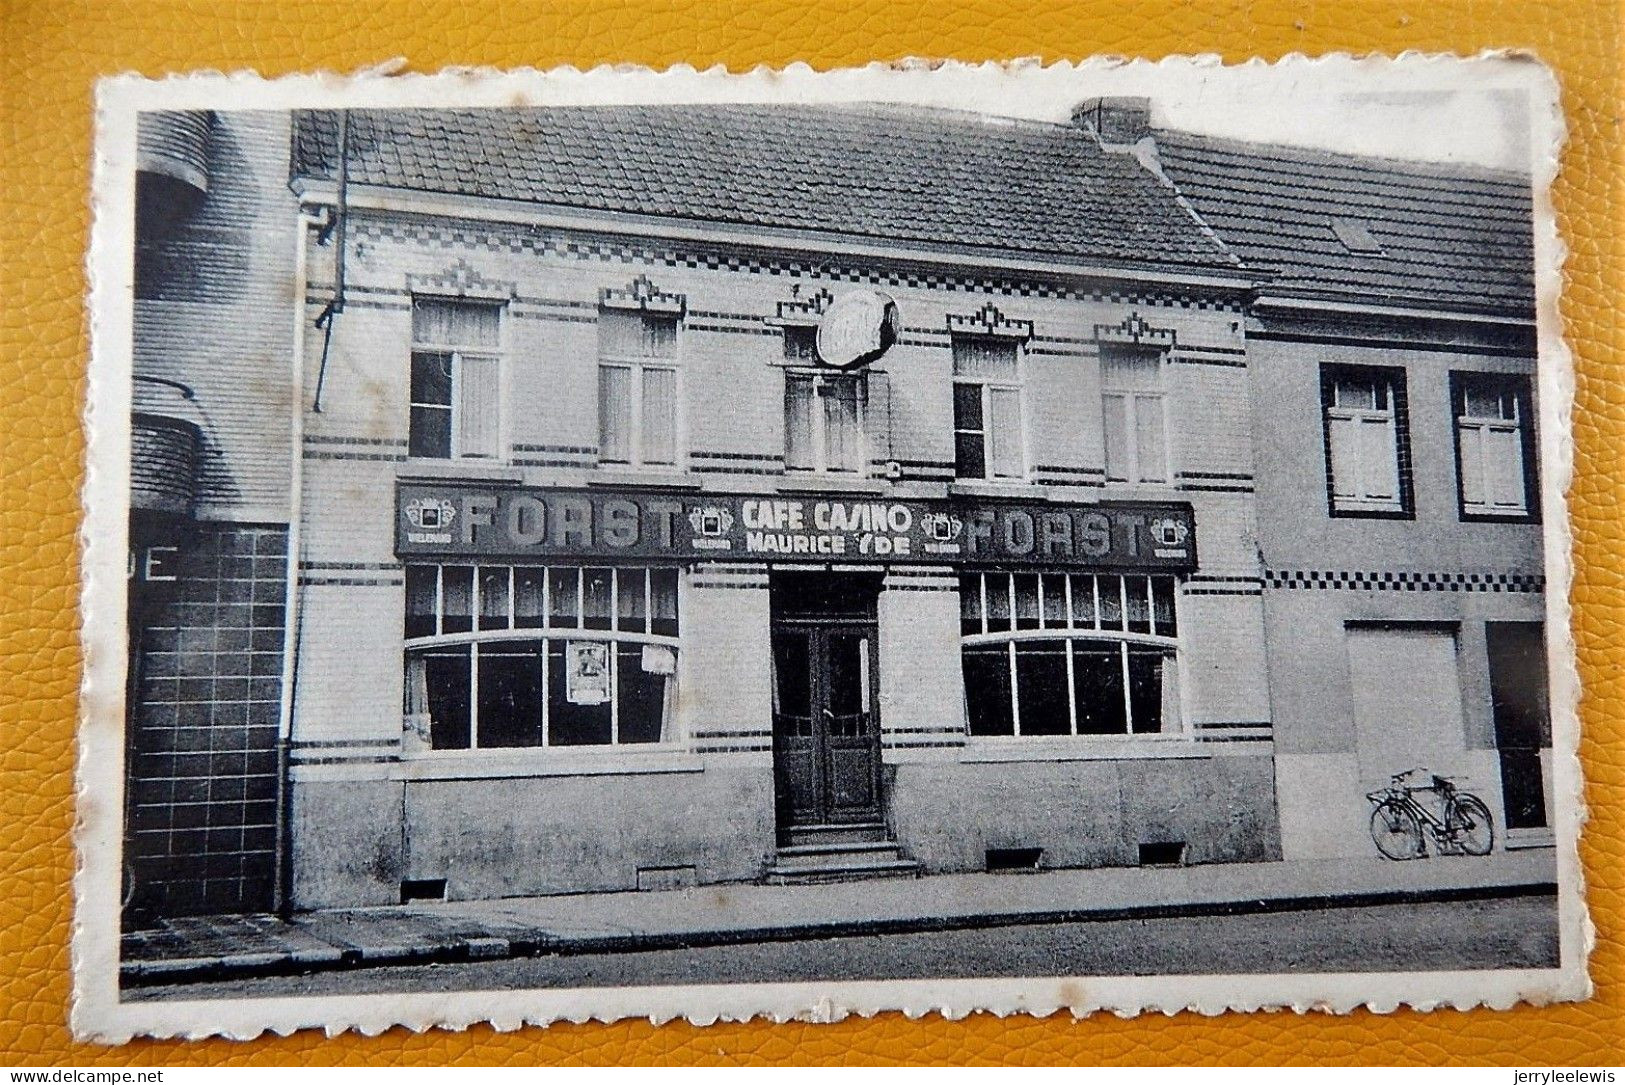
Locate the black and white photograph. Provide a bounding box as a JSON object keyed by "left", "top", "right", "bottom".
{"left": 74, "top": 57, "right": 1587, "bottom": 1040}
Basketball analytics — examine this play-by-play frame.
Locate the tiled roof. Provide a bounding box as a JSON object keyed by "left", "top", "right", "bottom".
{"left": 291, "top": 105, "right": 1241, "bottom": 274}
{"left": 1153, "top": 130, "right": 1534, "bottom": 317}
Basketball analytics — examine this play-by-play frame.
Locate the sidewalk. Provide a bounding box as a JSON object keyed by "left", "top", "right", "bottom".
{"left": 121, "top": 849, "right": 1557, "bottom": 987}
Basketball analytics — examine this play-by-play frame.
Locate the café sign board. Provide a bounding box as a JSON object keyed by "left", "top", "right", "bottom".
{"left": 398, "top": 484, "right": 1196, "bottom": 569}
{"left": 816, "top": 290, "right": 900, "bottom": 369}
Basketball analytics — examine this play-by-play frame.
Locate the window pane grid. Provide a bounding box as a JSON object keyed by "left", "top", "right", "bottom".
{"left": 958, "top": 572, "right": 1180, "bottom": 736}
{"left": 405, "top": 564, "right": 680, "bottom": 750}
{"left": 410, "top": 299, "right": 503, "bottom": 462}
{"left": 1455, "top": 374, "right": 1530, "bottom": 516}
{"left": 600, "top": 312, "right": 679, "bottom": 468}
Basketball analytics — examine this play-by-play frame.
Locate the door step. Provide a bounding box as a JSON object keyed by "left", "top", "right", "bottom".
{"left": 764, "top": 836, "right": 921, "bottom": 885}
{"left": 779, "top": 822, "right": 889, "bottom": 848}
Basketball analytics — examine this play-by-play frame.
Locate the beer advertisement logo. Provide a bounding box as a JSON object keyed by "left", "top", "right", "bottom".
{"left": 404, "top": 497, "right": 457, "bottom": 543}
{"left": 688, "top": 505, "right": 735, "bottom": 550}
{"left": 922, "top": 512, "right": 963, "bottom": 542}
{"left": 1150, "top": 516, "right": 1190, "bottom": 557}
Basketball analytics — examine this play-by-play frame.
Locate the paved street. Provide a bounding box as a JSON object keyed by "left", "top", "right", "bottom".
{"left": 129, "top": 893, "right": 1558, "bottom": 1001}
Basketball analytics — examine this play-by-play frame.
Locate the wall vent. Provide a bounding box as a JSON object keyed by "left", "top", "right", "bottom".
{"left": 985, "top": 847, "right": 1044, "bottom": 873}
{"left": 1138, "top": 842, "right": 1187, "bottom": 868}
{"left": 400, "top": 878, "right": 447, "bottom": 903}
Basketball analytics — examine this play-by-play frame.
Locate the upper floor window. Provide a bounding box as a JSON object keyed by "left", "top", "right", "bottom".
{"left": 952, "top": 336, "right": 1024, "bottom": 480}
{"left": 410, "top": 299, "right": 502, "bottom": 460}
{"left": 783, "top": 328, "right": 865, "bottom": 474}
{"left": 1321, "top": 364, "right": 1412, "bottom": 517}
{"left": 599, "top": 312, "right": 679, "bottom": 467}
{"left": 1453, "top": 373, "right": 1536, "bottom": 520}
{"left": 1102, "top": 347, "right": 1169, "bottom": 484}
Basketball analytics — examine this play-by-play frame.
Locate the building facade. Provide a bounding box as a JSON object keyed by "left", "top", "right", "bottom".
{"left": 1154, "top": 119, "right": 1550, "bottom": 860}
{"left": 126, "top": 110, "right": 300, "bottom": 920}
{"left": 123, "top": 98, "right": 1545, "bottom": 918}
{"left": 280, "top": 104, "right": 1280, "bottom": 907}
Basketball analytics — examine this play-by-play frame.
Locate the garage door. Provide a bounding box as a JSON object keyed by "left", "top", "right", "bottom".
{"left": 1347, "top": 626, "right": 1467, "bottom": 784}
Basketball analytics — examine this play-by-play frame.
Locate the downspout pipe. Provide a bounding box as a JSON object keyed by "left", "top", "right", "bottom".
{"left": 311, "top": 110, "right": 349, "bottom": 414}
{"left": 274, "top": 201, "right": 328, "bottom": 916}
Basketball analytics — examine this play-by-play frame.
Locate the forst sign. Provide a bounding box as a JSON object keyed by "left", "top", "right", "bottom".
{"left": 397, "top": 484, "right": 1196, "bottom": 570}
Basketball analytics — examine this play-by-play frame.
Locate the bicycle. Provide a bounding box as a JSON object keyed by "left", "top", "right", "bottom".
{"left": 1366, "top": 768, "right": 1495, "bottom": 860}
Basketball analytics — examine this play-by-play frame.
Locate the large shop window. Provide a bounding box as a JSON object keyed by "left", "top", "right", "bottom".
{"left": 1102, "top": 347, "right": 1169, "bottom": 484}
{"left": 599, "top": 311, "right": 679, "bottom": 467}
{"left": 1320, "top": 364, "right": 1413, "bottom": 517}
{"left": 1452, "top": 372, "right": 1535, "bottom": 520}
{"left": 958, "top": 571, "right": 1182, "bottom": 737}
{"left": 403, "top": 564, "right": 680, "bottom": 750}
{"left": 409, "top": 299, "right": 503, "bottom": 460}
{"left": 952, "top": 335, "right": 1024, "bottom": 481}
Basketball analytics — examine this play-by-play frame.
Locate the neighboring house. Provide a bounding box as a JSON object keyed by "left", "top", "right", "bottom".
{"left": 127, "top": 110, "right": 300, "bottom": 920}
{"left": 1144, "top": 107, "right": 1550, "bottom": 859}
{"left": 281, "top": 104, "right": 1278, "bottom": 908}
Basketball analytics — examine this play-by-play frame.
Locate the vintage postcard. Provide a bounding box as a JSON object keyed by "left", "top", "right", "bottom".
{"left": 74, "top": 54, "right": 1589, "bottom": 1041}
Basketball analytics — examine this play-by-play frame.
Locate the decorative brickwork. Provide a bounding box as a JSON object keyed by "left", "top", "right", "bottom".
{"left": 1262, "top": 569, "right": 1544, "bottom": 593}
{"left": 125, "top": 524, "right": 287, "bottom": 920}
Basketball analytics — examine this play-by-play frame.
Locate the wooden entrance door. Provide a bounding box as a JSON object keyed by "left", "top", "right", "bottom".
{"left": 771, "top": 622, "right": 882, "bottom": 828}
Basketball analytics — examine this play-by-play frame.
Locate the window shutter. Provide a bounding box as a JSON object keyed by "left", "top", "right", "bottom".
{"left": 1459, "top": 423, "right": 1486, "bottom": 507}
{"left": 1486, "top": 425, "right": 1524, "bottom": 508}
{"left": 456, "top": 354, "right": 501, "bottom": 459}
{"left": 1358, "top": 415, "right": 1399, "bottom": 501}
{"left": 1328, "top": 414, "right": 1361, "bottom": 499}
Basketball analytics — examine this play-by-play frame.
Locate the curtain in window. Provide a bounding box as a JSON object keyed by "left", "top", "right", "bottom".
{"left": 784, "top": 375, "right": 815, "bottom": 470}
{"left": 987, "top": 386, "right": 1023, "bottom": 478}
{"left": 824, "top": 377, "right": 863, "bottom": 472}
{"left": 600, "top": 311, "right": 677, "bottom": 357}
{"left": 1134, "top": 397, "right": 1167, "bottom": 482}
{"left": 1103, "top": 350, "right": 1160, "bottom": 390}
{"left": 413, "top": 299, "right": 500, "bottom": 349}
{"left": 952, "top": 336, "right": 1018, "bottom": 379}
{"left": 641, "top": 366, "right": 677, "bottom": 465}
{"left": 1103, "top": 394, "right": 1130, "bottom": 482}
{"left": 598, "top": 365, "right": 632, "bottom": 462}
{"left": 456, "top": 354, "right": 501, "bottom": 459}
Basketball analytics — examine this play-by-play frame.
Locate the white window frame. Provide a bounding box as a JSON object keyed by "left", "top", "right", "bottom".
{"left": 598, "top": 313, "right": 682, "bottom": 470}
{"left": 408, "top": 300, "right": 505, "bottom": 462}
{"left": 1324, "top": 368, "right": 1405, "bottom": 514}
{"left": 1101, "top": 351, "right": 1171, "bottom": 485}
{"left": 784, "top": 369, "right": 868, "bottom": 476}
{"left": 403, "top": 564, "right": 683, "bottom": 753}
{"left": 957, "top": 571, "right": 1185, "bottom": 739}
{"left": 1456, "top": 376, "right": 1529, "bottom": 517}
{"left": 952, "top": 337, "right": 1027, "bottom": 482}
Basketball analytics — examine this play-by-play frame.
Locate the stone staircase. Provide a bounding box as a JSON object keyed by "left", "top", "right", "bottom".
{"left": 764, "top": 822, "right": 921, "bottom": 884}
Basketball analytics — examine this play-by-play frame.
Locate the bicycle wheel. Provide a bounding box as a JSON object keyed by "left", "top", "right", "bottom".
{"left": 1369, "top": 799, "right": 1425, "bottom": 860}
{"left": 1446, "top": 793, "right": 1495, "bottom": 856}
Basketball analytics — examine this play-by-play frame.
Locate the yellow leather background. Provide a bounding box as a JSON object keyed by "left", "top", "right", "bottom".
{"left": 1, "top": 0, "right": 1619, "bottom": 1064}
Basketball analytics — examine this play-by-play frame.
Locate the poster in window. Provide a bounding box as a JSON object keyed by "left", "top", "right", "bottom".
{"left": 641, "top": 643, "right": 676, "bottom": 675}
{"left": 565, "top": 640, "right": 611, "bottom": 705}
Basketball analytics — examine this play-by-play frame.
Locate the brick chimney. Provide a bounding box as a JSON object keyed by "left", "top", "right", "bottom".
{"left": 1071, "top": 97, "right": 1153, "bottom": 146}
